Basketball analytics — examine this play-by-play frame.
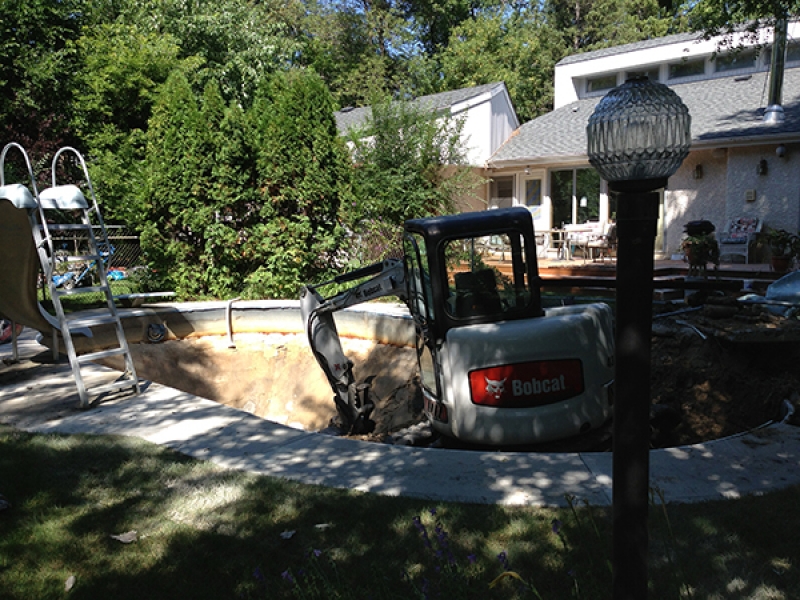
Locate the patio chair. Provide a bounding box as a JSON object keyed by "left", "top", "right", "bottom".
{"left": 718, "top": 216, "right": 761, "bottom": 264}
{"left": 587, "top": 222, "right": 617, "bottom": 262}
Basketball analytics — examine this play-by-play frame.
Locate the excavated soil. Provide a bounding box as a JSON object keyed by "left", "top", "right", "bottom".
{"left": 649, "top": 298, "right": 800, "bottom": 446}
{"left": 97, "top": 301, "right": 800, "bottom": 449}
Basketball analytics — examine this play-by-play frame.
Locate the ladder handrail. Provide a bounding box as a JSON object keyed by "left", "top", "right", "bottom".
{"left": 0, "top": 142, "right": 39, "bottom": 194}
{"left": 49, "top": 146, "right": 112, "bottom": 249}
{"left": 1, "top": 142, "right": 56, "bottom": 266}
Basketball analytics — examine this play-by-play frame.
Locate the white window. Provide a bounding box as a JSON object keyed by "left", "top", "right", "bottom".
{"left": 668, "top": 58, "right": 705, "bottom": 80}
{"left": 715, "top": 49, "right": 757, "bottom": 73}
{"left": 587, "top": 74, "right": 618, "bottom": 94}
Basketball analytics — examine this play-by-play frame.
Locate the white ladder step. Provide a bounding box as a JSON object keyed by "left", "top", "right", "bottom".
{"left": 77, "top": 347, "right": 129, "bottom": 364}
{"left": 54, "top": 285, "right": 107, "bottom": 296}
{"left": 59, "top": 254, "right": 103, "bottom": 263}
{"left": 45, "top": 223, "right": 93, "bottom": 232}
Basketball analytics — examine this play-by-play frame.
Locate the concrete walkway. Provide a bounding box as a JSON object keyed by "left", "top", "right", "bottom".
{"left": 2, "top": 328, "right": 799, "bottom": 507}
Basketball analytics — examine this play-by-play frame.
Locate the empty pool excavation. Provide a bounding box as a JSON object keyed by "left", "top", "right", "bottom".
{"left": 72, "top": 299, "right": 796, "bottom": 452}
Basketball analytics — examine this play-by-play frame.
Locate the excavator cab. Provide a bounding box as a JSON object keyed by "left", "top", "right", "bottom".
{"left": 302, "top": 207, "right": 615, "bottom": 446}
{"left": 403, "top": 208, "right": 544, "bottom": 414}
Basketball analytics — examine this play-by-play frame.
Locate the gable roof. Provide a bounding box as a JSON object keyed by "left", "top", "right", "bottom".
{"left": 488, "top": 67, "right": 800, "bottom": 168}
{"left": 334, "top": 82, "right": 508, "bottom": 136}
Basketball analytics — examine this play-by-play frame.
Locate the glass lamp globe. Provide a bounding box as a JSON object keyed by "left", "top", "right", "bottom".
{"left": 587, "top": 77, "right": 691, "bottom": 184}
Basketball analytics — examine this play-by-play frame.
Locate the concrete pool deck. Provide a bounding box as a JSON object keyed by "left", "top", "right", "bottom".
{"left": 2, "top": 325, "right": 800, "bottom": 508}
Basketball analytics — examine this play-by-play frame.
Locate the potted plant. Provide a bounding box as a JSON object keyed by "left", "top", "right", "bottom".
{"left": 765, "top": 228, "right": 800, "bottom": 273}
{"left": 681, "top": 220, "right": 719, "bottom": 277}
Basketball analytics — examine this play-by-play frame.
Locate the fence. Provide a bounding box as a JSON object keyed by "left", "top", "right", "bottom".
{"left": 51, "top": 225, "right": 142, "bottom": 271}
{"left": 45, "top": 226, "right": 143, "bottom": 307}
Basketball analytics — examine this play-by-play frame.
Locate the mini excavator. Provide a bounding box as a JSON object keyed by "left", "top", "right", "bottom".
{"left": 301, "top": 207, "right": 615, "bottom": 446}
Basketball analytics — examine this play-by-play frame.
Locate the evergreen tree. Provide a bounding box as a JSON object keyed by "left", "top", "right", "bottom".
{"left": 243, "top": 69, "right": 351, "bottom": 298}
{"left": 137, "top": 73, "right": 219, "bottom": 297}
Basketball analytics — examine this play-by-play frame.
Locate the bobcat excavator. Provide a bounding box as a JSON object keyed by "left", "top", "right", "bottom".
{"left": 300, "top": 207, "right": 615, "bottom": 446}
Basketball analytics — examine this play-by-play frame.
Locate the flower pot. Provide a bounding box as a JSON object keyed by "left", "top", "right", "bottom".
{"left": 771, "top": 255, "right": 792, "bottom": 273}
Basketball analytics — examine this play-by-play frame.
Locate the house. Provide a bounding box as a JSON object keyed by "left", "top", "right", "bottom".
{"left": 487, "top": 25, "right": 800, "bottom": 260}
{"left": 335, "top": 82, "right": 519, "bottom": 211}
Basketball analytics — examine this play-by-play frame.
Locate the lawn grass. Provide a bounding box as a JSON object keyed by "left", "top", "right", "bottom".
{"left": 0, "top": 423, "right": 797, "bottom": 599}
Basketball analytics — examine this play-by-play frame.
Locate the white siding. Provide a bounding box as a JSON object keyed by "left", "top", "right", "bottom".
{"left": 453, "top": 85, "right": 519, "bottom": 166}
{"left": 553, "top": 26, "right": 799, "bottom": 109}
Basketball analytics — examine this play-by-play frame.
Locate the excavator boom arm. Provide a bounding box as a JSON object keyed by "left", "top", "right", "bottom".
{"left": 300, "top": 259, "right": 408, "bottom": 433}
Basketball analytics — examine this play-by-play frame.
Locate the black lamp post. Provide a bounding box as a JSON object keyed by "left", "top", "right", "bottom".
{"left": 586, "top": 77, "right": 691, "bottom": 600}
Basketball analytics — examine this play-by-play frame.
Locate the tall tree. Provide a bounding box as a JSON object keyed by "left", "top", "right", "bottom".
{"left": 689, "top": 0, "right": 799, "bottom": 37}
{"left": 344, "top": 95, "right": 477, "bottom": 262}
{"left": 98, "top": 0, "right": 303, "bottom": 105}
{"left": 544, "top": 0, "right": 685, "bottom": 52}
{"left": 69, "top": 23, "right": 188, "bottom": 222}
{"left": 136, "top": 73, "right": 220, "bottom": 297}
{"left": 244, "top": 69, "right": 351, "bottom": 297}
{"left": 0, "top": 0, "right": 85, "bottom": 177}
{"left": 438, "top": 10, "right": 567, "bottom": 121}
{"left": 300, "top": 0, "right": 411, "bottom": 106}
{"left": 399, "top": 0, "right": 483, "bottom": 54}
{"left": 583, "top": 0, "right": 678, "bottom": 50}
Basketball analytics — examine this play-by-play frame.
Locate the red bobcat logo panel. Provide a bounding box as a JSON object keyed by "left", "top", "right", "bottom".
{"left": 469, "top": 359, "right": 584, "bottom": 407}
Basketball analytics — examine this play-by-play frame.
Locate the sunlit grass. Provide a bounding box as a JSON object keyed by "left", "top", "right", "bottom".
{"left": 0, "top": 424, "right": 798, "bottom": 599}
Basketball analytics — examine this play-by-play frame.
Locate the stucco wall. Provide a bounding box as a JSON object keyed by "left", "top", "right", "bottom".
{"left": 664, "top": 149, "right": 728, "bottom": 256}
{"left": 665, "top": 145, "right": 800, "bottom": 259}
{"left": 726, "top": 144, "right": 800, "bottom": 233}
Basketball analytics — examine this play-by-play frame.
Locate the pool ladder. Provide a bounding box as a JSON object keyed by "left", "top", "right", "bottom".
{"left": 1, "top": 143, "right": 140, "bottom": 406}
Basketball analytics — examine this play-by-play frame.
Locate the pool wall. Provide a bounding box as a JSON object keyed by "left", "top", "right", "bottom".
{"left": 49, "top": 300, "right": 416, "bottom": 354}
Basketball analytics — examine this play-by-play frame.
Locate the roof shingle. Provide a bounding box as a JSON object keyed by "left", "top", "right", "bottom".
{"left": 489, "top": 68, "right": 800, "bottom": 167}
{"left": 334, "top": 82, "right": 506, "bottom": 135}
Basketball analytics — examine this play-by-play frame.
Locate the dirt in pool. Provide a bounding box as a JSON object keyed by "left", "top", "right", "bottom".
{"left": 100, "top": 333, "right": 423, "bottom": 436}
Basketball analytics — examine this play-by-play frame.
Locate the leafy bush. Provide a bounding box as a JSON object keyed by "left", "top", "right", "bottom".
{"left": 134, "top": 69, "right": 350, "bottom": 299}
{"left": 343, "top": 95, "right": 479, "bottom": 266}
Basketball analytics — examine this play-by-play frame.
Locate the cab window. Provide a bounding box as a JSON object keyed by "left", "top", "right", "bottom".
{"left": 443, "top": 233, "right": 532, "bottom": 320}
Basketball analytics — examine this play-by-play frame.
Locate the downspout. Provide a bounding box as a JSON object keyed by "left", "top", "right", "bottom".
{"left": 764, "top": 14, "right": 788, "bottom": 124}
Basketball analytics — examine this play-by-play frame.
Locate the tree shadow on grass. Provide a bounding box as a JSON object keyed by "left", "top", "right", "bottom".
{"left": 0, "top": 425, "right": 798, "bottom": 600}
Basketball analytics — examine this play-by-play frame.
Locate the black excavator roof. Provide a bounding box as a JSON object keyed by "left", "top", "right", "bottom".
{"left": 405, "top": 206, "right": 536, "bottom": 242}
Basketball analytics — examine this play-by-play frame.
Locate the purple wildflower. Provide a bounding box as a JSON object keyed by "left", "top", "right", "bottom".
{"left": 552, "top": 518, "right": 562, "bottom": 534}
{"left": 467, "top": 553, "right": 477, "bottom": 564}
{"left": 252, "top": 567, "right": 265, "bottom": 582}
{"left": 281, "top": 569, "right": 294, "bottom": 584}
{"left": 313, "top": 549, "right": 322, "bottom": 558}
{"left": 428, "top": 507, "right": 437, "bottom": 516}
{"left": 413, "top": 515, "right": 432, "bottom": 549}
{"left": 497, "top": 551, "right": 510, "bottom": 571}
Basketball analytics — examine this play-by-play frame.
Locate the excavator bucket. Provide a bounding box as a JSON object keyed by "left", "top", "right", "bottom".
{"left": 300, "top": 285, "right": 375, "bottom": 433}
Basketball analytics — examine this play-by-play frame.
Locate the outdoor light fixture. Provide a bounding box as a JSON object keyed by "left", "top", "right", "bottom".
{"left": 758, "top": 158, "right": 769, "bottom": 175}
{"left": 587, "top": 76, "right": 691, "bottom": 600}
{"left": 587, "top": 76, "right": 690, "bottom": 185}
{"left": 693, "top": 164, "right": 703, "bottom": 180}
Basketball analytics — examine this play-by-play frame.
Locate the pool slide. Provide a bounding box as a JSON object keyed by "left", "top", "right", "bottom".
{"left": 0, "top": 191, "right": 60, "bottom": 336}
